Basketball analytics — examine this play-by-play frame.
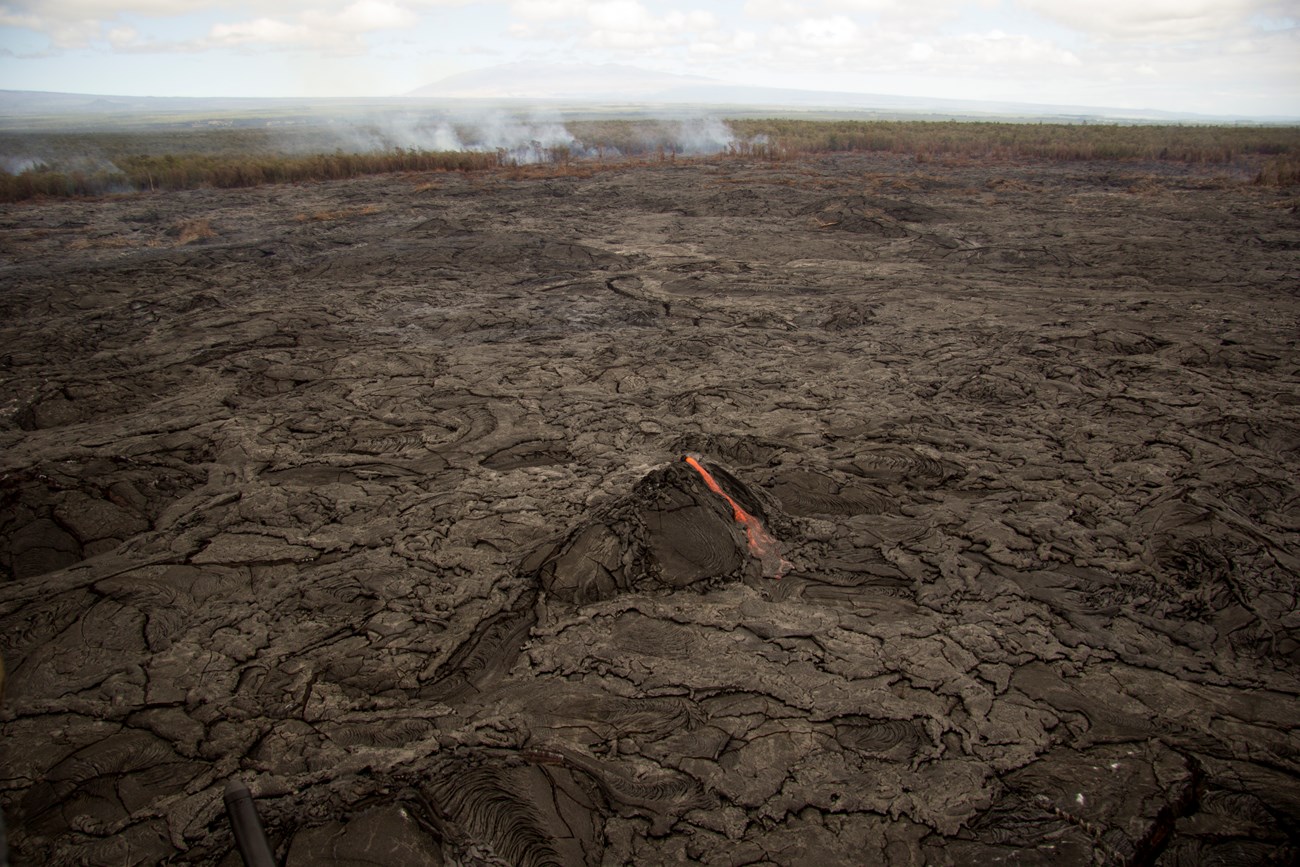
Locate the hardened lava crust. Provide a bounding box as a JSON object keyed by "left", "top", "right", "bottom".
{"left": 1, "top": 153, "right": 1298, "bottom": 865}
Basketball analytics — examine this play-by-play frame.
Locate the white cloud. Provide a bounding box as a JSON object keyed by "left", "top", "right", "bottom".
{"left": 742, "top": 0, "right": 804, "bottom": 16}
{"left": 510, "top": 0, "right": 588, "bottom": 21}
{"left": 690, "top": 28, "right": 757, "bottom": 57}
{"left": 1017, "top": 0, "right": 1282, "bottom": 41}
{"left": 0, "top": 10, "right": 105, "bottom": 48}
{"left": 207, "top": 3, "right": 418, "bottom": 52}
{"left": 107, "top": 25, "right": 139, "bottom": 46}
{"left": 331, "top": 0, "right": 417, "bottom": 29}
{"left": 210, "top": 16, "right": 313, "bottom": 46}
{"left": 3, "top": 1, "right": 220, "bottom": 17}
{"left": 587, "top": 0, "right": 653, "bottom": 31}
{"left": 1, "top": 0, "right": 1295, "bottom": 113}
{"left": 954, "top": 29, "right": 1081, "bottom": 67}
{"left": 795, "top": 15, "right": 860, "bottom": 47}
{"left": 760, "top": 11, "right": 1086, "bottom": 78}
{"left": 507, "top": 0, "right": 730, "bottom": 51}
{"left": 824, "top": 0, "right": 966, "bottom": 13}
{"left": 0, "top": 0, "right": 458, "bottom": 50}
{"left": 0, "top": 10, "right": 43, "bottom": 29}
{"left": 585, "top": 0, "right": 720, "bottom": 40}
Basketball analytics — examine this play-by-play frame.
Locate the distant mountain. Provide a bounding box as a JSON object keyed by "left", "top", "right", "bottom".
{"left": 0, "top": 90, "right": 150, "bottom": 113}
{"left": 0, "top": 90, "right": 360, "bottom": 117}
{"left": 646, "top": 84, "right": 1211, "bottom": 122}
{"left": 407, "top": 62, "right": 721, "bottom": 100}
{"left": 406, "top": 62, "right": 1295, "bottom": 124}
{"left": 3, "top": 66, "right": 1296, "bottom": 126}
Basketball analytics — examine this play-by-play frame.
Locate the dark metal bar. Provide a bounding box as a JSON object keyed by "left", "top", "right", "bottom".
{"left": 223, "top": 778, "right": 276, "bottom": 867}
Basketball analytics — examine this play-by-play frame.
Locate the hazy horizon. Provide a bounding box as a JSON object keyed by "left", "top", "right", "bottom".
{"left": 1, "top": 2, "right": 1297, "bottom": 119}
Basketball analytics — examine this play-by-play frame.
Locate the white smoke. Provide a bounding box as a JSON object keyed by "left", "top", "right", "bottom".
{"left": 1, "top": 156, "right": 46, "bottom": 175}
{"left": 0, "top": 153, "right": 122, "bottom": 176}
{"left": 279, "top": 111, "right": 758, "bottom": 165}
{"left": 670, "top": 117, "right": 737, "bottom": 155}
{"left": 310, "top": 109, "right": 586, "bottom": 163}
{"left": 429, "top": 122, "right": 462, "bottom": 151}
{"left": 447, "top": 109, "right": 581, "bottom": 164}
{"left": 319, "top": 112, "right": 464, "bottom": 153}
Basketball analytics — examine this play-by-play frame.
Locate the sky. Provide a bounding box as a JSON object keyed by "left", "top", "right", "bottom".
{"left": 0, "top": 1, "right": 1298, "bottom": 117}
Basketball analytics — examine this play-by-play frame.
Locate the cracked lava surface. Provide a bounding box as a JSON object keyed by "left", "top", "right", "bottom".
{"left": 1, "top": 153, "right": 1299, "bottom": 865}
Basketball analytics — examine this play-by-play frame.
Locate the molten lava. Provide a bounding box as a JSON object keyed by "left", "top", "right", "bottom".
{"left": 682, "top": 454, "right": 790, "bottom": 578}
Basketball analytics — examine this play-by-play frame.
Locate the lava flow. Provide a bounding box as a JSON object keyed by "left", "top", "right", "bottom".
{"left": 682, "top": 454, "right": 790, "bottom": 578}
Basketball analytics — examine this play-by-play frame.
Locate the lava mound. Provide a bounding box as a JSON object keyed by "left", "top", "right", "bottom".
{"left": 525, "top": 456, "right": 789, "bottom": 605}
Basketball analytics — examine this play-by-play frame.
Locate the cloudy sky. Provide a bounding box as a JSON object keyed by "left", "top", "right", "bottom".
{"left": 1, "top": 1, "right": 1297, "bottom": 116}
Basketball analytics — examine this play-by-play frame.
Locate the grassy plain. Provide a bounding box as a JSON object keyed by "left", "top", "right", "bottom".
{"left": 2, "top": 116, "right": 1297, "bottom": 201}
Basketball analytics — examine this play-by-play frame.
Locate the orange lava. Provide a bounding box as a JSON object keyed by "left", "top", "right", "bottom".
{"left": 683, "top": 454, "right": 790, "bottom": 578}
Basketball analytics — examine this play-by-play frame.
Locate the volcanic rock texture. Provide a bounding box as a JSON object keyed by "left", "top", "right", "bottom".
{"left": 2, "top": 154, "right": 1299, "bottom": 865}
